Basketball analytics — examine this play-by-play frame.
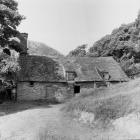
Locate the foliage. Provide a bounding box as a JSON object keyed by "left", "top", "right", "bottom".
{"left": 88, "top": 12, "right": 140, "bottom": 78}
{"left": 0, "top": 50, "right": 19, "bottom": 88}
{"left": 68, "top": 11, "right": 140, "bottom": 78}
{"left": 0, "top": 0, "right": 25, "bottom": 48}
{"left": 0, "top": 53, "right": 19, "bottom": 73}
{"left": 0, "top": 0, "right": 24, "bottom": 91}
{"left": 67, "top": 44, "right": 87, "bottom": 57}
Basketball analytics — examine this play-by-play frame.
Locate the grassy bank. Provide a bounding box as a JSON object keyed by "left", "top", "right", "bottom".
{"left": 63, "top": 78, "right": 140, "bottom": 126}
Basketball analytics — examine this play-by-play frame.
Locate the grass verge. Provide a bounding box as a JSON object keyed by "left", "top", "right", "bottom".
{"left": 63, "top": 79, "right": 140, "bottom": 127}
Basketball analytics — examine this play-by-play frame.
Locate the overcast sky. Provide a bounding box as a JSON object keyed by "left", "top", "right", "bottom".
{"left": 17, "top": 0, "right": 140, "bottom": 55}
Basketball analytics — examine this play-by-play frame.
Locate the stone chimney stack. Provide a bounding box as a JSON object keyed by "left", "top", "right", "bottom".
{"left": 20, "top": 33, "right": 28, "bottom": 55}
{"left": 21, "top": 33, "right": 28, "bottom": 40}
{"left": 18, "top": 33, "right": 29, "bottom": 75}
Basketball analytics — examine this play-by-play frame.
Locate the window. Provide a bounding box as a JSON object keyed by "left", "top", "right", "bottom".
{"left": 66, "top": 71, "right": 76, "bottom": 81}
{"left": 29, "top": 81, "right": 34, "bottom": 87}
{"left": 103, "top": 72, "right": 111, "bottom": 80}
{"left": 96, "top": 67, "right": 111, "bottom": 81}
{"left": 74, "top": 85, "right": 80, "bottom": 94}
{"left": 96, "top": 82, "right": 107, "bottom": 88}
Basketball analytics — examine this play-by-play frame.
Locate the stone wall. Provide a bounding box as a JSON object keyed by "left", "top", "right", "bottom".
{"left": 17, "top": 82, "right": 46, "bottom": 100}
{"left": 17, "top": 81, "right": 123, "bottom": 101}
{"left": 46, "top": 82, "right": 69, "bottom": 102}
{"left": 76, "top": 81, "right": 122, "bottom": 94}
{"left": 17, "top": 82, "right": 70, "bottom": 101}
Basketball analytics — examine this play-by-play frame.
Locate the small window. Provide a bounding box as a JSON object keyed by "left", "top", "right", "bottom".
{"left": 66, "top": 71, "right": 76, "bottom": 81}
{"left": 29, "top": 81, "right": 34, "bottom": 87}
{"left": 74, "top": 85, "right": 80, "bottom": 94}
{"left": 103, "top": 73, "right": 111, "bottom": 80}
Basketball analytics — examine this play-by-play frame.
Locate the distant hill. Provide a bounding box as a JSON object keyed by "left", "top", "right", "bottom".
{"left": 27, "top": 40, "right": 64, "bottom": 60}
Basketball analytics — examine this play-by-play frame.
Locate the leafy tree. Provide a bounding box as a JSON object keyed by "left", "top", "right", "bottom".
{"left": 0, "top": 0, "right": 25, "bottom": 96}
{"left": 87, "top": 11, "right": 140, "bottom": 78}
{"left": 67, "top": 44, "right": 87, "bottom": 57}
{"left": 68, "top": 11, "right": 140, "bottom": 78}
{"left": 0, "top": 0, "right": 25, "bottom": 48}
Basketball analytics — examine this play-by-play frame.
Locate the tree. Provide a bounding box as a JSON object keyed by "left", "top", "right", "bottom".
{"left": 0, "top": 0, "right": 25, "bottom": 48}
{"left": 67, "top": 44, "right": 87, "bottom": 57}
{"left": 67, "top": 10, "right": 140, "bottom": 78}
{"left": 0, "top": 0, "right": 25, "bottom": 98}
{"left": 87, "top": 10, "right": 140, "bottom": 78}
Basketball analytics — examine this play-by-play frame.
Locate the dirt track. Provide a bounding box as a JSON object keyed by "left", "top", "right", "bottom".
{"left": 0, "top": 104, "right": 134, "bottom": 140}
{"left": 0, "top": 104, "right": 93, "bottom": 140}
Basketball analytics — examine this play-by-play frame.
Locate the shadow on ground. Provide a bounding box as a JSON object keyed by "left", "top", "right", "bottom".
{"left": 0, "top": 100, "right": 61, "bottom": 116}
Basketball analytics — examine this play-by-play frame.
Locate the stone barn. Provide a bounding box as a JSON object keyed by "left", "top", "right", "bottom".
{"left": 64, "top": 57, "right": 129, "bottom": 94}
{"left": 15, "top": 33, "right": 73, "bottom": 101}
{"left": 15, "top": 33, "right": 129, "bottom": 101}
{"left": 17, "top": 55, "right": 73, "bottom": 101}
{"left": 17, "top": 55, "right": 129, "bottom": 100}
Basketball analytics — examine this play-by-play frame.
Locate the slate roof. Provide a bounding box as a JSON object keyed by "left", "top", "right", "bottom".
{"left": 18, "top": 55, "right": 65, "bottom": 82}
{"left": 64, "top": 57, "right": 129, "bottom": 82}
{"left": 18, "top": 55, "right": 129, "bottom": 82}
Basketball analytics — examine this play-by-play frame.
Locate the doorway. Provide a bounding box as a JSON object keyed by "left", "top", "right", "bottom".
{"left": 74, "top": 85, "right": 80, "bottom": 94}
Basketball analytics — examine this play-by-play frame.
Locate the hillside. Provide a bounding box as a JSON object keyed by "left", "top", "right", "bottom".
{"left": 28, "top": 40, "right": 64, "bottom": 60}
{"left": 88, "top": 13, "right": 140, "bottom": 78}
{"left": 68, "top": 12, "right": 140, "bottom": 78}
{"left": 63, "top": 78, "right": 140, "bottom": 138}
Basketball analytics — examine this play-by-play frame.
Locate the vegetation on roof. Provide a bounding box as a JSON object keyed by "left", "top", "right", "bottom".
{"left": 18, "top": 55, "right": 65, "bottom": 82}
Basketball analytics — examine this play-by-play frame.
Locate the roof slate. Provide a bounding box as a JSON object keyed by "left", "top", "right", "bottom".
{"left": 18, "top": 55, "right": 129, "bottom": 82}
{"left": 18, "top": 55, "right": 65, "bottom": 82}
{"left": 64, "top": 57, "right": 129, "bottom": 82}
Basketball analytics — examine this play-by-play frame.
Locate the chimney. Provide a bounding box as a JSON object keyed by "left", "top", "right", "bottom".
{"left": 19, "top": 33, "right": 29, "bottom": 72}
{"left": 21, "top": 33, "right": 28, "bottom": 40}
{"left": 20, "top": 33, "right": 28, "bottom": 55}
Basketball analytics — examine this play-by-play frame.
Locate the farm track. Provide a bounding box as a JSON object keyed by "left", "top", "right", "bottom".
{"left": 0, "top": 104, "right": 135, "bottom": 140}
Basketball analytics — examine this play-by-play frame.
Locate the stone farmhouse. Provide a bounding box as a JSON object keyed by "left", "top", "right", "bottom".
{"left": 64, "top": 57, "right": 129, "bottom": 94}
{"left": 16, "top": 34, "right": 129, "bottom": 101}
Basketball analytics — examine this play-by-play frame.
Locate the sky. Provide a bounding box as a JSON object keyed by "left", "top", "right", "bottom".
{"left": 17, "top": 0, "right": 140, "bottom": 55}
